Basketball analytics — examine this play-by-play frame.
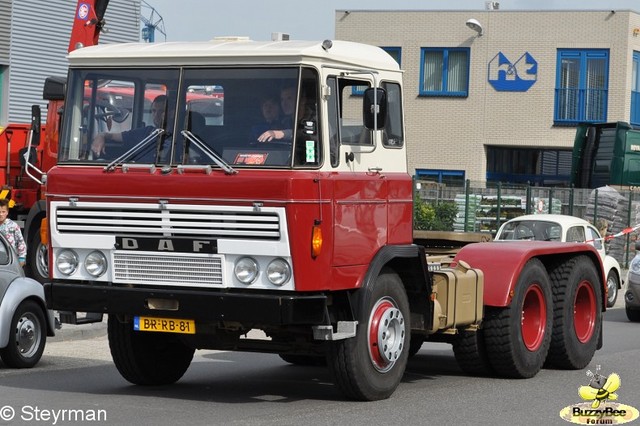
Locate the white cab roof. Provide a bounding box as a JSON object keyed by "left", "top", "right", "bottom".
{"left": 68, "top": 39, "right": 402, "bottom": 71}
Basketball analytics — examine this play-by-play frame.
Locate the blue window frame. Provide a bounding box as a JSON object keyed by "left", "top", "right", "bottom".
{"left": 554, "top": 49, "right": 609, "bottom": 125}
{"left": 419, "top": 48, "right": 470, "bottom": 97}
{"left": 415, "top": 169, "right": 465, "bottom": 185}
{"left": 352, "top": 47, "right": 401, "bottom": 96}
{"left": 632, "top": 51, "right": 640, "bottom": 126}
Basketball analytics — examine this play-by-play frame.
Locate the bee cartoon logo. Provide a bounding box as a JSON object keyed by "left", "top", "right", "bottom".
{"left": 559, "top": 366, "right": 639, "bottom": 424}
{"left": 579, "top": 366, "right": 620, "bottom": 408}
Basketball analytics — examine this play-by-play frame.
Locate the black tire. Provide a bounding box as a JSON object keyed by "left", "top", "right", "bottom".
{"left": 452, "top": 328, "right": 494, "bottom": 376}
{"left": 0, "top": 300, "right": 47, "bottom": 368}
{"left": 27, "top": 229, "right": 48, "bottom": 284}
{"left": 108, "top": 316, "right": 194, "bottom": 385}
{"left": 279, "top": 354, "right": 326, "bottom": 366}
{"left": 606, "top": 271, "right": 619, "bottom": 308}
{"left": 327, "top": 269, "right": 409, "bottom": 401}
{"left": 546, "top": 256, "right": 602, "bottom": 370}
{"left": 483, "top": 258, "right": 553, "bottom": 378}
{"left": 626, "top": 307, "right": 640, "bottom": 322}
{"left": 408, "top": 334, "right": 424, "bottom": 358}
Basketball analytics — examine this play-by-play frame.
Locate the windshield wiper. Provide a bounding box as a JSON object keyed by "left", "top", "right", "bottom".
{"left": 181, "top": 130, "right": 237, "bottom": 175}
{"left": 104, "top": 128, "right": 164, "bottom": 172}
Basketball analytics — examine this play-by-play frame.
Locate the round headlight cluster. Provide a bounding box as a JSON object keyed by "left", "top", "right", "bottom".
{"left": 631, "top": 256, "right": 640, "bottom": 274}
{"left": 234, "top": 257, "right": 259, "bottom": 284}
{"left": 84, "top": 251, "right": 108, "bottom": 277}
{"left": 266, "top": 259, "right": 291, "bottom": 286}
{"left": 234, "top": 257, "right": 292, "bottom": 286}
{"left": 56, "top": 250, "right": 79, "bottom": 275}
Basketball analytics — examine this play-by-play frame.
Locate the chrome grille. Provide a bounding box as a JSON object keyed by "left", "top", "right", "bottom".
{"left": 113, "top": 252, "right": 223, "bottom": 287}
{"left": 55, "top": 204, "right": 280, "bottom": 240}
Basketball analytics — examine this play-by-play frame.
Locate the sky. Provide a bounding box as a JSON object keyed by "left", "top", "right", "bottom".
{"left": 142, "top": 0, "right": 640, "bottom": 42}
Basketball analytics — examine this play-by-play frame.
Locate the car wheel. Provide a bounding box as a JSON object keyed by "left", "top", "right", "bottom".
{"left": 606, "top": 271, "right": 619, "bottom": 308}
{"left": 626, "top": 307, "right": 640, "bottom": 322}
{"left": 0, "top": 300, "right": 47, "bottom": 368}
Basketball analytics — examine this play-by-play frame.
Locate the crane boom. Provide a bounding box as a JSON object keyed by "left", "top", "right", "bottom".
{"left": 68, "top": 0, "right": 111, "bottom": 53}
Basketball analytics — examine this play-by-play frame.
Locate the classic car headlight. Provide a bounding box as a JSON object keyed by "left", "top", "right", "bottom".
{"left": 56, "top": 250, "right": 79, "bottom": 276}
{"left": 84, "top": 251, "right": 107, "bottom": 277}
{"left": 266, "top": 258, "right": 291, "bottom": 286}
{"left": 234, "top": 257, "right": 259, "bottom": 284}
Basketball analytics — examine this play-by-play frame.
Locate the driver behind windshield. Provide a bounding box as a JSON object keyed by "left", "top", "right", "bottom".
{"left": 90, "top": 94, "right": 169, "bottom": 161}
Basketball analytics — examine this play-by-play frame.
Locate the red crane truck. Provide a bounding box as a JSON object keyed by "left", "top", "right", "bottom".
{"left": 0, "top": 0, "right": 110, "bottom": 282}
{"left": 44, "top": 38, "right": 607, "bottom": 401}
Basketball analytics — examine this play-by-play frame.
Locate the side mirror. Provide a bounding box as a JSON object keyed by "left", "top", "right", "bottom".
{"left": 635, "top": 240, "right": 640, "bottom": 251}
{"left": 42, "top": 76, "right": 66, "bottom": 101}
{"left": 363, "top": 88, "right": 387, "bottom": 130}
{"left": 31, "top": 105, "right": 41, "bottom": 147}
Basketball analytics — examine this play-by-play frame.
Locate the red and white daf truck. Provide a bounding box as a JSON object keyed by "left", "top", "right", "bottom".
{"left": 44, "top": 38, "right": 607, "bottom": 401}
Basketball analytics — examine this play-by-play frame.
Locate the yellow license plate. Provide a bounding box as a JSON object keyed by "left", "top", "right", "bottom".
{"left": 133, "top": 316, "right": 196, "bottom": 334}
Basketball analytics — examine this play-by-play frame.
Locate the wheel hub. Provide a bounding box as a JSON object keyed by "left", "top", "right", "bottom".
{"left": 16, "top": 314, "right": 40, "bottom": 357}
{"left": 369, "top": 299, "right": 405, "bottom": 372}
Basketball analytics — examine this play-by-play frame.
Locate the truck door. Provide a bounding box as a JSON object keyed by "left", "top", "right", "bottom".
{"left": 326, "top": 76, "right": 389, "bottom": 267}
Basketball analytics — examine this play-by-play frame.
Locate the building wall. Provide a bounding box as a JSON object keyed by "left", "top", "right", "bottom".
{"left": 335, "top": 10, "right": 640, "bottom": 181}
{"left": 3, "top": 0, "right": 140, "bottom": 125}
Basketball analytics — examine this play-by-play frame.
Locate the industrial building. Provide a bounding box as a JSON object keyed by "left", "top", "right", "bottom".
{"left": 0, "top": 0, "right": 141, "bottom": 125}
{"left": 335, "top": 8, "right": 640, "bottom": 186}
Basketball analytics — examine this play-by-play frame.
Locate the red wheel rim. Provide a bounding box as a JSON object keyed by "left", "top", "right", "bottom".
{"left": 573, "top": 280, "right": 597, "bottom": 343}
{"left": 521, "top": 284, "right": 546, "bottom": 351}
{"left": 368, "top": 298, "right": 405, "bottom": 373}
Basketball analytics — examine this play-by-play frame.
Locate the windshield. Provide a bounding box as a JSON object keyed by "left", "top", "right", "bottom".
{"left": 59, "top": 67, "right": 321, "bottom": 168}
{"left": 497, "top": 220, "right": 562, "bottom": 241}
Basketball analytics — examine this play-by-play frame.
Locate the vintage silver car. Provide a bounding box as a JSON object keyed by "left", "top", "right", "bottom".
{"left": 494, "top": 214, "right": 623, "bottom": 308}
{"left": 0, "top": 233, "right": 55, "bottom": 367}
{"left": 625, "top": 242, "right": 640, "bottom": 322}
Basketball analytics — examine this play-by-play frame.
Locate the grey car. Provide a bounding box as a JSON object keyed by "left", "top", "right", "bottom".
{"left": 0, "top": 233, "right": 55, "bottom": 367}
{"left": 626, "top": 242, "right": 640, "bottom": 322}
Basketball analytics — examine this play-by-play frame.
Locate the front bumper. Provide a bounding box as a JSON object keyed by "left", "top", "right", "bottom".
{"left": 44, "top": 282, "right": 328, "bottom": 326}
{"left": 625, "top": 272, "right": 640, "bottom": 309}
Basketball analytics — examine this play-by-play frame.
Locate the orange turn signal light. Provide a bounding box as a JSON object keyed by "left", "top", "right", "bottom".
{"left": 311, "top": 224, "right": 323, "bottom": 258}
{"left": 40, "top": 218, "right": 49, "bottom": 246}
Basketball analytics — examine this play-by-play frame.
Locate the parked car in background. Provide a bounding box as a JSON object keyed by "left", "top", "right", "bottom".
{"left": 0, "top": 233, "right": 54, "bottom": 367}
{"left": 494, "top": 214, "right": 622, "bottom": 308}
{"left": 625, "top": 243, "right": 640, "bottom": 322}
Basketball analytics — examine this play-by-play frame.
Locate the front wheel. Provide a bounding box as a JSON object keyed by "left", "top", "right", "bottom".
{"left": 327, "top": 269, "right": 409, "bottom": 401}
{"left": 483, "top": 258, "right": 552, "bottom": 378}
{"left": 108, "top": 316, "right": 194, "bottom": 385}
{"left": 606, "top": 271, "right": 619, "bottom": 308}
{"left": 0, "top": 300, "right": 47, "bottom": 368}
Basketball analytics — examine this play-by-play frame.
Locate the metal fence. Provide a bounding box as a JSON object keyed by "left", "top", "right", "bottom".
{"left": 415, "top": 179, "right": 640, "bottom": 268}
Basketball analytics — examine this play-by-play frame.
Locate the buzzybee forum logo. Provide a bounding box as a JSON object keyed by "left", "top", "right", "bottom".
{"left": 559, "top": 366, "right": 639, "bottom": 424}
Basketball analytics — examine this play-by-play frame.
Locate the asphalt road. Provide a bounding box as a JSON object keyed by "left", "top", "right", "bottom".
{"left": 0, "top": 297, "right": 638, "bottom": 426}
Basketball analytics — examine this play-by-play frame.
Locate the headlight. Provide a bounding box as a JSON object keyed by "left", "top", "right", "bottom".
{"left": 631, "top": 256, "right": 640, "bottom": 273}
{"left": 84, "top": 251, "right": 107, "bottom": 277}
{"left": 56, "top": 250, "right": 79, "bottom": 275}
{"left": 234, "top": 257, "right": 259, "bottom": 284}
{"left": 266, "top": 258, "right": 291, "bottom": 286}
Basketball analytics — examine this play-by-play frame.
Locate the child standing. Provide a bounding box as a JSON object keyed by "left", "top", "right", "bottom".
{"left": 0, "top": 198, "right": 26, "bottom": 266}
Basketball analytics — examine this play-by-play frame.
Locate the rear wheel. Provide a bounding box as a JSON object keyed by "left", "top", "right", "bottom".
{"left": 108, "top": 316, "right": 194, "bottom": 385}
{"left": 606, "top": 271, "right": 619, "bottom": 308}
{"left": 546, "top": 256, "right": 602, "bottom": 369}
{"left": 483, "top": 258, "right": 552, "bottom": 378}
{"left": 0, "top": 300, "right": 47, "bottom": 368}
{"left": 327, "top": 269, "right": 409, "bottom": 400}
{"left": 452, "top": 328, "right": 493, "bottom": 376}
